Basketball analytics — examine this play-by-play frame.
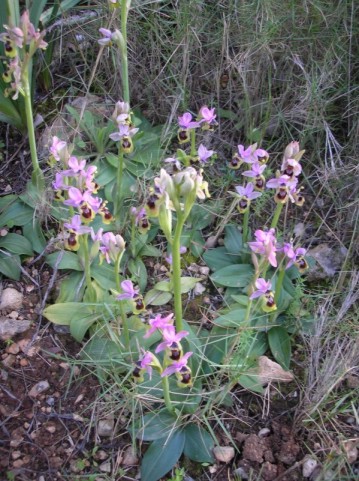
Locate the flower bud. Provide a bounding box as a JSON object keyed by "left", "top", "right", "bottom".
{"left": 284, "top": 141, "right": 300, "bottom": 159}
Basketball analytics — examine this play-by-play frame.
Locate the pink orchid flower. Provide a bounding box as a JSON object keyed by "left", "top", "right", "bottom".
{"left": 235, "top": 182, "right": 262, "bottom": 200}
{"left": 178, "top": 112, "right": 200, "bottom": 129}
{"left": 248, "top": 228, "right": 278, "bottom": 267}
{"left": 266, "top": 175, "right": 298, "bottom": 190}
{"left": 155, "top": 325, "right": 189, "bottom": 353}
{"left": 109, "top": 124, "right": 139, "bottom": 141}
{"left": 64, "top": 215, "right": 91, "bottom": 234}
{"left": 116, "top": 280, "right": 140, "bottom": 300}
{"left": 98, "top": 28, "right": 113, "bottom": 46}
{"left": 198, "top": 144, "right": 214, "bottom": 163}
{"left": 250, "top": 278, "right": 272, "bottom": 299}
{"left": 242, "top": 162, "right": 266, "bottom": 178}
{"left": 161, "top": 352, "right": 193, "bottom": 377}
{"left": 143, "top": 313, "right": 174, "bottom": 339}
{"left": 198, "top": 106, "right": 216, "bottom": 125}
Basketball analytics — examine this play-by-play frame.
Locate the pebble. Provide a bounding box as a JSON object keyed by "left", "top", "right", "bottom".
{"left": 19, "top": 358, "right": 29, "bottom": 367}
{"left": 99, "top": 461, "right": 111, "bottom": 473}
{"left": 6, "top": 343, "right": 19, "bottom": 354}
{"left": 302, "top": 456, "right": 318, "bottom": 478}
{"left": 258, "top": 428, "right": 271, "bottom": 437}
{"left": 29, "top": 380, "right": 50, "bottom": 398}
{"left": 45, "top": 423, "right": 56, "bottom": 434}
{"left": 3, "top": 354, "right": 16, "bottom": 368}
{"left": 0, "top": 288, "right": 23, "bottom": 311}
{"left": 233, "top": 467, "right": 249, "bottom": 479}
{"left": 98, "top": 416, "right": 114, "bottom": 437}
{"left": 199, "top": 266, "right": 210, "bottom": 276}
{"left": 8, "top": 311, "right": 19, "bottom": 319}
{"left": 122, "top": 446, "right": 138, "bottom": 466}
{"left": 213, "top": 446, "right": 235, "bottom": 463}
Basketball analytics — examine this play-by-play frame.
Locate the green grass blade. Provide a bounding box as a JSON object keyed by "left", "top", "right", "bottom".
{"left": 29, "top": 0, "right": 48, "bottom": 29}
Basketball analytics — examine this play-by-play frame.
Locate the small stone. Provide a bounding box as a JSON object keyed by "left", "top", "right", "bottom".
{"left": 204, "top": 236, "right": 217, "bottom": 248}
{"left": 29, "top": 380, "right": 50, "bottom": 398}
{"left": 199, "top": 266, "right": 210, "bottom": 276}
{"left": 3, "top": 354, "right": 16, "bottom": 368}
{"left": 8, "top": 311, "right": 19, "bottom": 319}
{"left": 0, "top": 318, "right": 31, "bottom": 340}
{"left": 94, "top": 450, "right": 108, "bottom": 461}
{"left": 342, "top": 440, "right": 358, "bottom": 464}
{"left": 234, "top": 467, "right": 249, "bottom": 479}
{"left": 53, "top": 324, "right": 71, "bottom": 334}
{"left": 99, "top": 461, "right": 111, "bottom": 473}
{"left": 258, "top": 428, "right": 271, "bottom": 437}
{"left": 19, "top": 358, "right": 29, "bottom": 367}
{"left": 11, "top": 451, "right": 21, "bottom": 460}
{"left": 38, "top": 476, "right": 45, "bottom": 481}
{"left": 302, "top": 456, "right": 318, "bottom": 478}
{"left": 6, "top": 343, "right": 19, "bottom": 354}
{"left": 98, "top": 416, "right": 114, "bottom": 437}
{"left": 0, "top": 288, "right": 23, "bottom": 311}
{"left": 75, "top": 394, "right": 84, "bottom": 404}
{"left": 213, "top": 446, "right": 235, "bottom": 463}
{"left": 26, "top": 285, "right": 35, "bottom": 293}
{"left": 346, "top": 374, "right": 359, "bottom": 389}
{"left": 44, "top": 423, "right": 56, "bottom": 434}
{"left": 193, "top": 282, "right": 206, "bottom": 296}
{"left": 261, "top": 461, "right": 278, "bottom": 481}
{"left": 122, "top": 446, "right": 138, "bottom": 466}
{"left": 0, "top": 228, "right": 8, "bottom": 236}
{"left": 13, "top": 459, "right": 24, "bottom": 468}
{"left": 293, "top": 222, "right": 306, "bottom": 237}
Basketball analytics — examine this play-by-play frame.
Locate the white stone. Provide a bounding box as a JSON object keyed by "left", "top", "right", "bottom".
{"left": 29, "top": 380, "right": 50, "bottom": 397}
{"left": 302, "top": 457, "right": 318, "bottom": 477}
{"left": 98, "top": 416, "right": 114, "bottom": 437}
{"left": 0, "top": 288, "right": 23, "bottom": 311}
{"left": 258, "top": 428, "right": 271, "bottom": 437}
{"left": 213, "top": 446, "right": 235, "bottom": 463}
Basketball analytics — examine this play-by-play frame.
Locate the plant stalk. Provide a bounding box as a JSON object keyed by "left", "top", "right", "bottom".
{"left": 161, "top": 375, "right": 174, "bottom": 414}
{"left": 115, "top": 148, "right": 124, "bottom": 219}
{"left": 242, "top": 207, "right": 250, "bottom": 244}
{"left": 171, "top": 212, "right": 186, "bottom": 332}
{"left": 120, "top": 0, "right": 130, "bottom": 104}
{"left": 190, "top": 128, "right": 196, "bottom": 158}
{"left": 81, "top": 234, "right": 95, "bottom": 300}
{"left": 270, "top": 202, "right": 284, "bottom": 230}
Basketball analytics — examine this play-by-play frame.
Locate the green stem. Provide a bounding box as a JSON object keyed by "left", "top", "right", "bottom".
{"left": 274, "top": 268, "right": 286, "bottom": 306}
{"left": 120, "top": 0, "right": 130, "bottom": 104}
{"left": 270, "top": 202, "right": 284, "bottom": 230}
{"left": 190, "top": 128, "right": 196, "bottom": 157}
{"left": 23, "top": 75, "right": 44, "bottom": 189}
{"left": 161, "top": 375, "right": 174, "bottom": 414}
{"left": 114, "top": 252, "right": 130, "bottom": 350}
{"left": 172, "top": 212, "right": 186, "bottom": 332}
{"left": 115, "top": 148, "right": 124, "bottom": 219}
{"left": 242, "top": 208, "right": 250, "bottom": 244}
{"left": 82, "top": 234, "right": 95, "bottom": 300}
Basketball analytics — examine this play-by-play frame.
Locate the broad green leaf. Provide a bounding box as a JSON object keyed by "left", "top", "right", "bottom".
{"left": 0, "top": 252, "right": 21, "bottom": 280}
{"left": 246, "top": 331, "right": 268, "bottom": 358}
{"left": 46, "top": 251, "right": 82, "bottom": 271}
{"left": 92, "top": 262, "right": 117, "bottom": 290}
{"left": 136, "top": 411, "right": 178, "bottom": 441}
{"left": 224, "top": 225, "right": 243, "bottom": 254}
{"left": 180, "top": 276, "right": 200, "bottom": 293}
{"left": 187, "top": 203, "right": 215, "bottom": 231}
{"left": 0, "top": 199, "right": 34, "bottom": 228}
{"left": 203, "top": 247, "right": 241, "bottom": 272}
{"left": 268, "top": 326, "right": 291, "bottom": 370}
{"left": 57, "top": 272, "right": 85, "bottom": 303}
{"left": 95, "top": 163, "right": 117, "bottom": 186}
{"left": 213, "top": 307, "right": 247, "bottom": 328}
{"left": 141, "top": 431, "right": 185, "bottom": 481}
{"left": 139, "top": 244, "right": 162, "bottom": 257}
{"left": 23, "top": 219, "right": 46, "bottom": 253}
{"left": 43, "top": 302, "right": 99, "bottom": 326}
{"left": 184, "top": 424, "right": 214, "bottom": 463}
{"left": 190, "top": 230, "right": 205, "bottom": 257}
{"left": 0, "top": 194, "right": 17, "bottom": 211}
{"left": 0, "top": 233, "right": 33, "bottom": 256}
{"left": 230, "top": 295, "right": 249, "bottom": 306}
{"left": 144, "top": 289, "right": 172, "bottom": 306}
{"left": 238, "top": 374, "right": 264, "bottom": 394}
{"left": 29, "top": 0, "right": 48, "bottom": 28}
{"left": 210, "top": 264, "right": 253, "bottom": 287}
{"left": 128, "top": 257, "right": 147, "bottom": 292}
{"left": 153, "top": 280, "right": 171, "bottom": 292}
{"left": 169, "top": 379, "right": 203, "bottom": 414}
{"left": 81, "top": 337, "right": 126, "bottom": 370}
{"left": 70, "top": 310, "right": 102, "bottom": 342}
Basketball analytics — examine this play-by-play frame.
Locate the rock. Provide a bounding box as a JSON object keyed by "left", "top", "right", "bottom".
{"left": 342, "top": 439, "right": 358, "bottom": 464}
{"left": 0, "top": 288, "right": 23, "bottom": 311}
{"left": 28, "top": 380, "right": 50, "bottom": 398}
{"left": 258, "top": 356, "right": 294, "bottom": 384}
{"left": 193, "top": 282, "right": 206, "bottom": 296}
{"left": 302, "top": 456, "right": 318, "bottom": 477}
{"left": 99, "top": 461, "right": 111, "bottom": 473}
{"left": 2, "top": 354, "right": 16, "bottom": 368}
{"left": 213, "top": 446, "right": 235, "bottom": 463}
{"left": 258, "top": 428, "right": 271, "bottom": 438}
{"left": 242, "top": 434, "right": 265, "bottom": 463}
{"left": 44, "top": 422, "right": 56, "bottom": 434}
{"left": 0, "top": 317, "right": 31, "bottom": 340}
{"left": 122, "top": 446, "right": 138, "bottom": 466}
{"left": 199, "top": 266, "right": 210, "bottom": 276}
{"left": 307, "top": 244, "right": 347, "bottom": 281}
{"left": 6, "top": 343, "right": 19, "bottom": 354}
{"left": 205, "top": 236, "right": 217, "bottom": 248}
{"left": 262, "top": 461, "right": 278, "bottom": 480}
{"left": 8, "top": 311, "right": 19, "bottom": 319}
{"left": 234, "top": 466, "right": 249, "bottom": 479}
{"left": 346, "top": 374, "right": 359, "bottom": 389}
{"left": 98, "top": 416, "right": 114, "bottom": 437}
{"left": 277, "top": 438, "right": 301, "bottom": 465}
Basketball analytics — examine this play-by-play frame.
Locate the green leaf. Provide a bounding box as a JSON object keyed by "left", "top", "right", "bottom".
{"left": 183, "top": 424, "right": 214, "bottom": 463}
{"left": 92, "top": 262, "right": 117, "bottom": 290}
{"left": 203, "top": 247, "right": 241, "bottom": 272}
{"left": 230, "top": 295, "right": 249, "bottom": 306}
{"left": 43, "top": 302, "right": 98, "bottom": 326}
{"left": 0, "top": 194, "right": 17, "bottom": 211}
{"left": 0, "top": 199, "right": 34, "bottom": 228}
{"left": 22, "top": 219, "right": 46, "bottom": 253}
{"left": 0, "top": 233, "right": 33, "bottom": 256}
{"left": 210, "top": 264, "right": 253, "bottom": 287}
{"left": 246, "top": 331, "right": 268, "bottom": 357}
{"left": 70, "top": 310, "right": 102, "bottom": 343}
{"left": 180, "top": 276, "right": 200, "bottom": 293}
{"left": 268, "top": 326, "right": 291, "bottom": 370}
{"left": 56, "top": 272, "right": 85, "bottom": 303}
{"left": 144, "top": 289, "right": 172, "bottom": 306}
{"left": 190, "top": 230, "right": 205, "bottom": 258}
{"left": 238, "top": 374, "right": 264, "bottom": 394}
{"left": 139, "top": 244, "right": 162, "bottom": 257}
{"left": 29, "top": 0, "right": 48, "bottom": 28}
{"left": 128, "top": 257, "right": 147, "bottom": 292}
{"left": 224, "top": 225, "right": 243, "bottom": 254}
{"left": 187, "top": 203, "right": 215, "bottom": 230}
{"left": 81, "top": 337, "right": 126, "bottom": 369}
{"left": 153, "top": 280, "right": 171, "bottom": 292}
{"left": 136, "top": 411, "right": 178, "bottom": 441}
{"left": 0, "top": 252, "right": 21, "bottom": 280}
{"left": 141, "top": 431, "right": 185, "bottom": 481}
{"left": 46, "top": 251, "right": 82, "bottom": 271}
{"left": 213, "top": 307, "right": 247, "bottom": 328}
